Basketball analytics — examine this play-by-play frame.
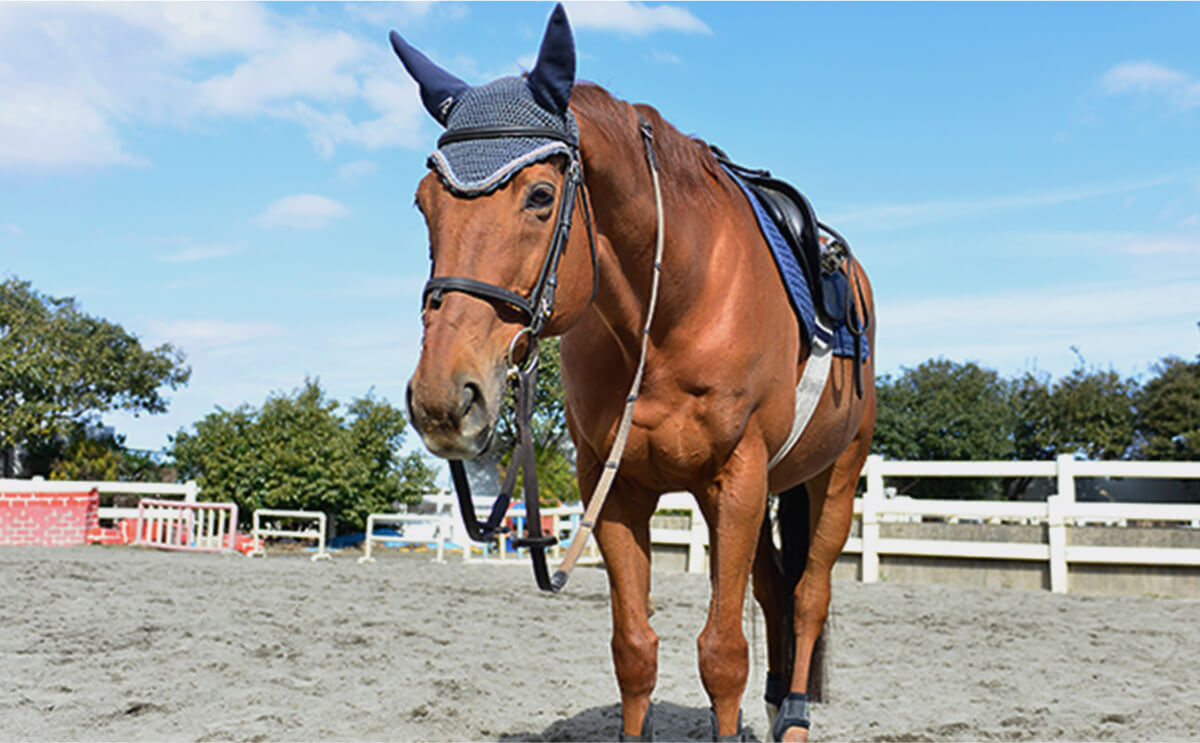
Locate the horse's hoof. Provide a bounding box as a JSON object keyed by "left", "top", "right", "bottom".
{"left": 619, "top": 702, "right": 654, "bottom": 742}
{"left": 709, "top": 708, "right": 745, "bottom": 742}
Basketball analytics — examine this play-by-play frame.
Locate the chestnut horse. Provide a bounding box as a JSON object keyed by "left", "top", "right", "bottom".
{"left": 396, "top": 6, "right": 875, "bottom": 741}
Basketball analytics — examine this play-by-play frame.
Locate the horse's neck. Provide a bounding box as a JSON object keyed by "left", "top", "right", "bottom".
{"left": 575, "top": 98, "right": 712, "bottom": 351}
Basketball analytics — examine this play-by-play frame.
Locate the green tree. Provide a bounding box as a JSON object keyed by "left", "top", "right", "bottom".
{"left": 170, "top": 378, "right": 437, "bottom": 532}
{"left": 494, "top": 338, "right": 579, "bottom": 505}
{"left": 0, "top": 278, "right": 190, "bottom": 476}
{"left": 1012, "top": 366, "right": 1138, "bottom": 461}
{"left": 1135, "top": 355, "right": 1200, "bottom": 460}
{"left": 872, "top": 359, "right": 1014, "bottom": 498}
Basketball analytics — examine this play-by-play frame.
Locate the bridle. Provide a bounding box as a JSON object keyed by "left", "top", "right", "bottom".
{"left": 423, "top": 123, "right": 598, "bottom": 592}
{"left": 423, "top": 125, "right": 597, "bottom": 342}
{"left": 423, "top": 115, "right": 664, "bottom": 593}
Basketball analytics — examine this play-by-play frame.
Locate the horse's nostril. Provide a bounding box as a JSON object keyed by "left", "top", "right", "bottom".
{"left": 461, "top": 381, "right": 482, "bottom": 418}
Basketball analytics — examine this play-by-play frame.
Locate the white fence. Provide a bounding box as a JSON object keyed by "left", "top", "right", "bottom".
{"left": 0, "top": 477, "right": 199, "bottom": 524}
{"left": 644, "top": 455, "right": 1200, "bottom": 593}
{"left": 360, "top": 492, "right": 601, "bottom": 566}
{"left": 358, "top": 512, "right": 453, "bottom": 564}
{"left": 853, "top": 454, "right": 1200, "bottom": 593}
{"left": 135, "top": 498, "right": 237, "bottom": 553}
{"left": 249, "top": 509, "right": 331, "bottom": 561}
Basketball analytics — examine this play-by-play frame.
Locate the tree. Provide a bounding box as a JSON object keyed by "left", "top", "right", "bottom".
{"left": 1136, "top": 355, "right": 1200, "bottom": 460}
{"left": 1012, "top": 366, "right": 1138, "bottom": 461}
{"left": 171, "top": 378, "right": 437, "bottom": 532}
{"left": 0, "top": 278, "right": 190, "bottom": 476}
{"left": 493, "top": 338, "right": 579, "bottom": 505}
{"left": 872, "top": 359, "right": 1014, "bottom": 498}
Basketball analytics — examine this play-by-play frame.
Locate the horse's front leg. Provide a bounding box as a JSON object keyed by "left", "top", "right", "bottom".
{"left": 696, "top": 439, "right": 769, "bottom": 740}
{"left": 588, "top": 466, "right": 661, "bottom": 740}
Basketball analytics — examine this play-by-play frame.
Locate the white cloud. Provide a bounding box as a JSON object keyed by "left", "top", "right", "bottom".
{"left": 648, "top": 51, "right": 683, "bottom": 65}
{"left": 0, "top": 3, "right": 426, "bottom": 171}
{"left": 3, "top": 223, "right": 21, "bottom": 237}
{"left": 1015, "top": 230, "right": 1200, "bottom": 257}
{"left": 156, "top": 242, "right": 245, "bottom": 263}
{"left": 149, "top": 319, "right": 283, "bottom": 349}
{"left": 878, "top": 278, "right": 1200, "bottom": 378}
{"left": 0, "top": 88, "right": 144, "bottom": 170}
{"left": 564, "top": 2, "right": 712, "bottom": 35}
{"left": 1102, "top": 61, "right": 1200, "bottom": 109}
{"left": 253, "top": 194, "right": 350, "bottom": 230}
{"left": 337, "top": 160, "right": 379, "bottom": 180}
{"left": 827, "top": 176, "right": 1174, "bottom": 231}
{"left": 198, "top": 31, "right": 366, "bottom": 116}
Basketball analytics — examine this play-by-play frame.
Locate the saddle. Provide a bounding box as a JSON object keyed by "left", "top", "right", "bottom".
{"left": 710, "top": 145, "right": 850, "bottom": 329}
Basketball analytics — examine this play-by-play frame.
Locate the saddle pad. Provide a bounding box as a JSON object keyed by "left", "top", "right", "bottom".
{"left": 721, "top": 164, "right": 868, "bottom": 360}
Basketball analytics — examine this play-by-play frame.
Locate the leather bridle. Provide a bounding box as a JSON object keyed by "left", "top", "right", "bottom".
{"left": 423, "top": 126, "right": 598, "bottom": 341}
{"left": 423, "top": 124, "right": 598, "bottom": 592}
{"left": 425, "top": 116, "right": 663, "bottom": 593}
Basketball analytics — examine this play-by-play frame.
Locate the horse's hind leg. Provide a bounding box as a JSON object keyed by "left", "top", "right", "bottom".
{"left": 779, "top": 433, "right": 872, "bottom": 742}
{"left": 752, "top": 485, "right": 810, "bottom": 725}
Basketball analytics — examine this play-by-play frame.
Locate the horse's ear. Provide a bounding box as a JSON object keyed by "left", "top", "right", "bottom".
{"left": 528, "top": 3, "right": 575, "bottom": 116}
{"left": 389, "top": 30, "right": 469, "bottom": 126}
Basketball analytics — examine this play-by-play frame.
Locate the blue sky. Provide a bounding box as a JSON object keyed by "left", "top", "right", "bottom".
{"left": 2, "top": 2, "right": 1198, "bottom": 457}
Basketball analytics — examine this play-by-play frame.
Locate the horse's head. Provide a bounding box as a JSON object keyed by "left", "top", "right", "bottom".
{"left": 393, "top": 5, "right": 596, "bottom": 460}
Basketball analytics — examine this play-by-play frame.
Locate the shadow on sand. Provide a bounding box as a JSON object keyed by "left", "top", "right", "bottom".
{"left": 498, "top": 701, "right": 763, "bottom": 742}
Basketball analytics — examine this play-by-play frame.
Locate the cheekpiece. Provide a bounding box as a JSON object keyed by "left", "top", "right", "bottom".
{"left": 429, "top": 76, "right": 579, "bottom": 196}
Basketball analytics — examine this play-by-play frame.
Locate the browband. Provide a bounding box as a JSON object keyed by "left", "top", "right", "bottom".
{"left": 437, "top": 126, "right": 577, "bottom": 148}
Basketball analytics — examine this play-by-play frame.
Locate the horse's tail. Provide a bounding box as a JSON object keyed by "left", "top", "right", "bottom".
{"left": 776, "top": 482, "right": 828, "bottom": 702}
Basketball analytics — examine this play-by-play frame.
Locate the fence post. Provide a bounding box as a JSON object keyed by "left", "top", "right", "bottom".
{"left": 861, "top": 454, "right": 884, "bottom": 583}
{"left": 184, "top": 480, "right": 199, "bottom": 504}
{"left": 1048, "top": 454, "right": 1076, "bottom": 593}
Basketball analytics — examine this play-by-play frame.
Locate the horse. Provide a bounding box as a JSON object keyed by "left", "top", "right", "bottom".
{"left": 394, "top": 6, "right": 876, "bottom": 741}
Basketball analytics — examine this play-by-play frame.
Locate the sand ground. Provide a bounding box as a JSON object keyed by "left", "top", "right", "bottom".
{"left": 2, "top": 546, "right": 1197, "bottom": 742}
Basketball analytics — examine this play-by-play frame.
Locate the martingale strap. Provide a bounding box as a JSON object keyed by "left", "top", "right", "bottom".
{"left": 449, "top": 357, "right": 555, "bottom": 591}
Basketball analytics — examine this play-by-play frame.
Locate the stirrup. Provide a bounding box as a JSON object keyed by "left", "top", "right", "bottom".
{"left": 709, "top": 708, "right": 745, "bottom": 742}
{"left": 618, "top": 703, "right": 654, "bottom": 742}
{"left": 771, "top": 693, "right": 811, "bottom": 742}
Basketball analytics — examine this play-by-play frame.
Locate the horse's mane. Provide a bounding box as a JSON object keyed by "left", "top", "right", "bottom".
{"left": 573, "top": 83, "right": 732, "bottom": 208}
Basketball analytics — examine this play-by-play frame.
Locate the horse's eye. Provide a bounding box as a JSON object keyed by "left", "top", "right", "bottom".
{"left": 525, "top": 184, "right": 555, "bottom": 210}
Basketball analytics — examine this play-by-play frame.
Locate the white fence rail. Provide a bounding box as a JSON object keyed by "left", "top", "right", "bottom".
{"left": 248, "top": 509, "right": 331, "bottom": 561}
{"left": 135, "top": 498, "right": 237, "bottom": 553}
{"left": 643, "top": 455, "right": 1200, "bottom": 592}
{"left": 358, "top": 512, "right": 453, "bottom": 564}
{"left": 359, "top": 492, "right": 602, "bottom": 566}
{"left": 0, "top": 477, "right": 199, "bottom": 524}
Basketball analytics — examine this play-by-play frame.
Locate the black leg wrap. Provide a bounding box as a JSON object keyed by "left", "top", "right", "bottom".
{"left": 709, "top": 708, "right": 745, "bottom": 742}
{"left": 765, "top": 671, "right": 788, "bottom": 708}
{"left": 618, "top": 703, "right": 654, "bottom": 742}
{"left": 771, "top": 693, "right": 811, "bottom": 742}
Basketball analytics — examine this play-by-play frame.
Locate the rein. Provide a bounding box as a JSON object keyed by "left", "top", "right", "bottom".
{"left": 434, "top": 115, "right": 663, "bottom": 593}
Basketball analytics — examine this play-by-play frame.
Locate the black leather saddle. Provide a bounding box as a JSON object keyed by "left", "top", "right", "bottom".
{"left": 711, "top": 145, "right": 849, "bottom": 329}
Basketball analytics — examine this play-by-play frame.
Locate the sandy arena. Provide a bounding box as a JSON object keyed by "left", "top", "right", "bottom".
{"left": 2, "top": 546, "right": 1197, "bottom": 742}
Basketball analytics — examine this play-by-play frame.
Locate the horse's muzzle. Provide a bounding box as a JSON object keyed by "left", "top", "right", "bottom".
{"left": 406, "top": 372, "right": 497, "bottom": 461}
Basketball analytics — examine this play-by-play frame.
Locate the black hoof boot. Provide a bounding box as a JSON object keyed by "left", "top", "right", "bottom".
{"left": 771, "top": 693, "right": 811, "bottom": 742}
{"left": 709, "top": 708, "right": 745, "bottom": 742}
{"left": 619, "top": 703, "right": 654, "bottom": 742}
{"left": 765, "top": 671, "right": 788, "bottom": 727}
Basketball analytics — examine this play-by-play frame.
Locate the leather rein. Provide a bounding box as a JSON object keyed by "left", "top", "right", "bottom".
{"left": 427, "top": 117, "right": 662, "bottom": 593}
